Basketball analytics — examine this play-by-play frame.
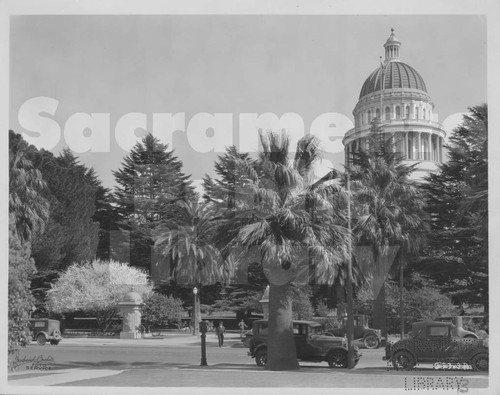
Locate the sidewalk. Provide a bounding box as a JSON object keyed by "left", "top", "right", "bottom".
{"left": 60, "top": 332, "right": 246, "bottom": 347}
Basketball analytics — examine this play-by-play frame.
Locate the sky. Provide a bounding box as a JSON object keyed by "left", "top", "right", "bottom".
{"left": 9, "top": 15, "right": 487, "bottom": 190}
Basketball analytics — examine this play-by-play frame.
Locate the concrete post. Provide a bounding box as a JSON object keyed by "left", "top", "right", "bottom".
{"left": 119, "top": 287, "right": 143, "bottom": 339}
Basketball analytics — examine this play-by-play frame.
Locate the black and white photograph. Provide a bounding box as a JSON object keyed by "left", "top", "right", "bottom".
{"left": 2, "top": 1, "right": 498, "bottom": 394}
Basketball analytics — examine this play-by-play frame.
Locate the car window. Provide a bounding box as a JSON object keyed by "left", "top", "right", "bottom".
{"left": 309, "top": 325, "right": 322, "bottom": 335}
{"left": 428, "top": 326, "right": 449, "bottom": 337}
{"left": 34, "top": 321, "right": 45, "bottom": 328}
{"left": 293, "top": 324, "right": 306, "bottom": 336}
{"left": 258, "top": 323, "right": 268, "bottom": 335}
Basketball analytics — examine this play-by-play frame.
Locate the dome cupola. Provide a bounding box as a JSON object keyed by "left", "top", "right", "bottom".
{"left": 384, "top": 28, "right": 401, "bottom": 62}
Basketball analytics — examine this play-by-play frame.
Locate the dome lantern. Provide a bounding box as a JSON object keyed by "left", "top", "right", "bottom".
{"left": 384, "top": 28, "right": 401, "bottom": 63}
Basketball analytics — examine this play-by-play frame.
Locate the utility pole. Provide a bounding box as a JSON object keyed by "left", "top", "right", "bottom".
{"left": 346, "top": 172, "right": 355, "bottom": 369}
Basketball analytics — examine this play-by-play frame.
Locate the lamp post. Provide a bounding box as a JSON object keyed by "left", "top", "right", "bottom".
{"left": 193, "top": 287, "right": 199, "bottom": 336}
{"left": 199, "top": 321, "right": 208, "bottom": 366}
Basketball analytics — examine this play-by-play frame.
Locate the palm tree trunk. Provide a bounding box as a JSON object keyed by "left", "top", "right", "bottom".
{"left": 266, "top": 282, "right": 299, "bottom": 371}
{"left": 399, "top": 252, "right": 405, "bottom": 340}
{"left": 372, "top": 283, "right": 387, "bottom": 345}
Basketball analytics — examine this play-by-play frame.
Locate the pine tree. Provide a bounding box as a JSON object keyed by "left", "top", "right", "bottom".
{"left": 112, "top": 133, "right": 194, "bottom": 271}
{"left": 419, "top": 104, "right": 488, "bottom": 311}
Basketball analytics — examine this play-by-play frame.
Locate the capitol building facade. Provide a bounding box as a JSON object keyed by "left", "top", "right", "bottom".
{"left": 343, "top": 29, "right": 446, "bottom": 180}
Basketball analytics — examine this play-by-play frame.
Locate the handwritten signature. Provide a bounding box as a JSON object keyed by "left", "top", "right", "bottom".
{"left": 13, "top": 354, "right": 55, "bottom": 369}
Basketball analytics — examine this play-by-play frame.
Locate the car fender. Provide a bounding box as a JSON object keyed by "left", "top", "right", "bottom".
{"left": 34, "top": 331, "right": 49, "bottom": 339}
{"left": 326, "top": 346, "right": 348, "bottom": 357}
{"left": 467, "top": 349, "right": 488, "bottom": 362}
{"left": 362, "top": 330, "right": 379, "bottom": 339}
{"left": 253, "top": 343, "right": 267, "bottom": 357}
{"left": 390, "top": 344, "right": 417, "bottom": 362}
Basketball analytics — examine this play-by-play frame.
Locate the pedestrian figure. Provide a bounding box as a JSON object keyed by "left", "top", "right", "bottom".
{"left": 238, "top": 319, "right": 248, "bottom": 338}
{"left": 216, "top": 322, "right": 225, "bottom": 347}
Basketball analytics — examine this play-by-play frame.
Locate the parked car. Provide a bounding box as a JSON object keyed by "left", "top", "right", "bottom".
{"left": 247, "top": 319, "right": 362, "bottom": 368}
{"left": 29, "top": 319, "right": 63, "bottom": 345}
{"left": 325, "top": 315, "right": 382, "bottom": 349}
{"left": 384, "top": 321, "right": 488, "bottom": 371}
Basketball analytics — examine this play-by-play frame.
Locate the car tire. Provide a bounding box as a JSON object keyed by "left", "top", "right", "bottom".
{"left": 363, "top": 334, "right": 380, "bottom": 349}
{"left": 327, "top": 350, "right": 348, "bottom": 368}
{"left": 254, "top": 348, "right": 267, "bottom": 367}
{"left": 36, "top": 333, "right": 46, "bottom": 346}
{"left": 470, "top": 353, "right": 488, "bottom": 371}
{"left": 391, "top": 350, "right": 415, "bottom": 370}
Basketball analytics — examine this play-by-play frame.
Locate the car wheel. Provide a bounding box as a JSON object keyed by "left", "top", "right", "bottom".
{"left": 327, "top": 350, "right": 348, "bottom": 368}
{"left": 470, "top": 353, "right": 488, "bottom": 371}
{"left": 363, "top": 334, "right": 380, "bottom": 349}
{"left": 36, "top": 333, "right": 46, "bottom": 346}
{"left": 254, "top": 348, "right": 267, "bottom": 367}
{"left": 391, "top": 350, "right": 415, "bottom": 370}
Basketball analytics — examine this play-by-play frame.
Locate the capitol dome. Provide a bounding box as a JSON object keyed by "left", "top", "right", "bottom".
{"left": 359, "top": 62, "right": 427, "bottom": 99}
{"left": 343, "top": 29, "right": 446, "bottom": 181}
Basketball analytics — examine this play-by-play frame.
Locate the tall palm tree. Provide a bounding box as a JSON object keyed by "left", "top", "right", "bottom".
{"left": 153, "top": 200, "right": 234, "bottom": 330}
{"left": 9, "top": 130, "right": 49, "bottom": 242}
{"left": 216, "top": 132, "right": 350, "bottom": 370}
{"left": 349, "top": 119, "right": 427, "bottom": 340}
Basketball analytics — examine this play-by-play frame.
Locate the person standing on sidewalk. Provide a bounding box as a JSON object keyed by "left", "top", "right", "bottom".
{"left": 215, "top": 322, "right": 225, "bottom": 347}
{"left": 238, "top": 319, "right": 248, "bottom": 338}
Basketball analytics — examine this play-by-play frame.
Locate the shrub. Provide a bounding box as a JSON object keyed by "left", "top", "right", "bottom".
{"left": 141, "top": 293, "right": 185, "bottom": 332}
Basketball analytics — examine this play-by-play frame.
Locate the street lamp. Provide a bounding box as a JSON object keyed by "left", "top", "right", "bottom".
{"left": 193, "top": 287, "right": 199, "bottom": 336}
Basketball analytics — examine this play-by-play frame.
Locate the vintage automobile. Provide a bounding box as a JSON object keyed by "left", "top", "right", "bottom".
{"left": 29, "top": 319, "right": 63, "bottom": 345}
{"left": 326, "top": 315, "right": 382, "bottom": 349}
{"left": 247, "top": 319, "right": 362, "bottom": 368}
{"left": 384, "top": 321, "right": 488, "bottom": 371}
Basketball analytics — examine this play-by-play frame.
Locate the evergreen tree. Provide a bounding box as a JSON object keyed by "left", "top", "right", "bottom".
{"left": 30, "top": 148, "right": 99, "bottom": 271}
{"left": 419, "top": 104, "right": 488, "bottom": 311}
{"left": 112, "top": 133, "right": 194, "bottom": 271}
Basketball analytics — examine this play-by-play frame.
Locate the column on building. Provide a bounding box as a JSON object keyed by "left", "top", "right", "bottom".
{"left": 417, "top": 132, "right": 422, "bottom": 160}
{"left": 403, "top": 131, "right": 408, "bottom": 160}
{"left": 427, "top": 133, "right": 432, "bottom": 161}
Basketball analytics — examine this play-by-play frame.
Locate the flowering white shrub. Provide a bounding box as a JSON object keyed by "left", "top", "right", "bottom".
{"left": 47, "top": 259, "right": 153, "bottom": 332}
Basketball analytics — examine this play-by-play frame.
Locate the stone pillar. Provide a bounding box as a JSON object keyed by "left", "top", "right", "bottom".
{"left": 439, "top": 137, "right": 443, "bottom": 162}
{"left": 259, "top": 285, "right": 270, "bottom": 320}
{"left": 417, "top": 132, "right": 422, "bottom": 160}
{"left": 119, "top": 287, "right": 143, "bottom": 339}
{"left": 427, "top": 133, "right": 432, "bottom": 160}
{"left": 403, "top": 132, "right": 408, "bottom": 159}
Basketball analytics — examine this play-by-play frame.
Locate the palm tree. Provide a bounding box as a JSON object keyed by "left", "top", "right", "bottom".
{"left": 214, "top": 132, "right": 350, "bottom": 370}
{"left": 153, "top": 199, "right": 234, "bottom": 331}
{"left": 9, "top": 130, "right": 50, "bottom": 242}
{"left": 349, "top": 119, "right": 427, "bottom": 340}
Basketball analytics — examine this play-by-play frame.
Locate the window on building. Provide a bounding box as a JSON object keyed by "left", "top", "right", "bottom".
{"left": 405, "top": 105, "right": 410, "bottom": 118}
{"left": 423, "top": 108, "right": 426, "bottom": 120}
{"left": 368, "top": 110, "right": 372, "bottom": 122}
{"left": 385, "top": 106, "right": 390, "bottom": 120}
{"left": 415, "top": 107, "right": 419, "bottom": 119}
{"left": 376, "top": 108, "right": 380, "bottom": 119}
{"left": 396, "top": 106, "right": 401, "bottom": 119}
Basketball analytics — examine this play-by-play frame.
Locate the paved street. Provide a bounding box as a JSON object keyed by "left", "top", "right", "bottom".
{"left": 6, "top": 333, "right": 489, "bottom": 391}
